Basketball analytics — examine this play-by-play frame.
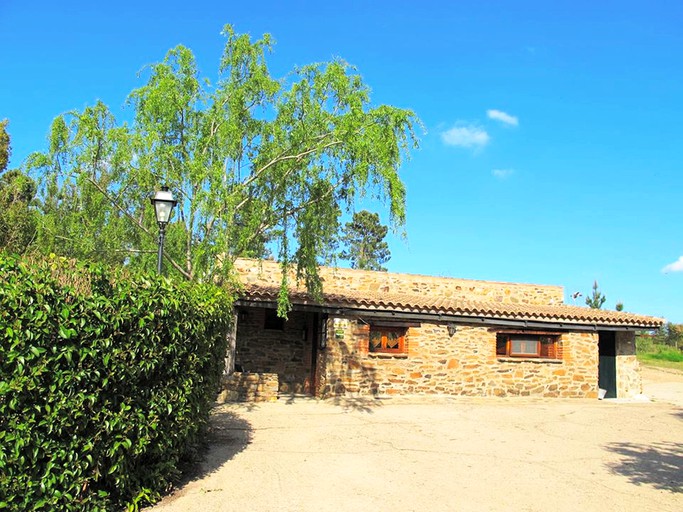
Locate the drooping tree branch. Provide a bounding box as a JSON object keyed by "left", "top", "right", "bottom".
{"left": 26, "top": 25, "right": 419, "bottom": 308}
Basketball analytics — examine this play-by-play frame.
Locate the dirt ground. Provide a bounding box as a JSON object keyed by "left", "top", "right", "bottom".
{"left": 640, "top": 365, "right": 683, "bottom": 407}
{"left": 149, "top": 367, "right": 683, "bottom": 512}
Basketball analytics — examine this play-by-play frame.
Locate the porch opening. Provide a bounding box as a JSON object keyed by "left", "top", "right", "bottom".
{"left": 234, "top": 307, "right": 323, "bottom": 397}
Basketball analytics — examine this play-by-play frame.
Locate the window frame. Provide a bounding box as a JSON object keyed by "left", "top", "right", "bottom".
{"left": 369, "top": 326, "right": 406, "bottom": 354}
{"left": 496, "top": 331, "right": 561, "bottom": 360}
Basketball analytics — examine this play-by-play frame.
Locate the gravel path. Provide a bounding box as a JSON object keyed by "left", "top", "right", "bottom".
{"left": 148, "top": 369, "right": 683, "bottom": 512}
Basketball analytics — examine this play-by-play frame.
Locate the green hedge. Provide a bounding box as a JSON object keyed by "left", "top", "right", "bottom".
{"left": 0, "top": 254, "right": 233, "bottom": 511}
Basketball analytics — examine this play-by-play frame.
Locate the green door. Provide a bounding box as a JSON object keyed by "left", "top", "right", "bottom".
{"left": 598, "top": 331, "right": 617, "bottom": 399}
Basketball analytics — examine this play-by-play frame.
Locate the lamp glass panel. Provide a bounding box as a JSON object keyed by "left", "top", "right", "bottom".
{"left": 155, "top": 201, "right": 173, "bottom": 223}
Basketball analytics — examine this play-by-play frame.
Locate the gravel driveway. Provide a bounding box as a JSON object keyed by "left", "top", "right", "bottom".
{"left": 149, "top": 369, "right": 683, "bottom": 512}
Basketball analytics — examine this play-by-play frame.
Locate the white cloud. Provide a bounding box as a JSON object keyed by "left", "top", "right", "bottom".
{"left": 487, "top": 109, "right": 518, "bottom": 126}
{"left": 440, "top": 125, "right": 490, "bottom": 148}
{"left": 492, "top": 168, "right": 514, "bottom": 179}
{"left": 662, "top": 256, "right": 683, "bottom": 273}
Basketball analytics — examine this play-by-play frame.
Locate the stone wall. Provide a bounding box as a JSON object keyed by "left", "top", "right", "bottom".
{"left": 615, "top": 331, "right": 641, "bottom": 398}
{"left": 229, "top": 310, "right": 636, "bottom": 400}
{"left": 234, "top": 308, "right": 312, "bottom": 394}
{"left": 234, "top": 258, "right": 564, "bottom": 306}
{"left": 319, "top": 317, "right": 599, "bottom": 399}
{"left": 218, "top": 372, "right": 279, "bottom": 402}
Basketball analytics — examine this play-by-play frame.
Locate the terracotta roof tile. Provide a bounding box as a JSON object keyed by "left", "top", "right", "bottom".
{"left": 240, "top": 284, "right": 663, "bottom": 329}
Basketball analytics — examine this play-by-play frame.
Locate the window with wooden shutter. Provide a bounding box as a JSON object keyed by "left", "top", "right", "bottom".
{"left": 369, "top": 326, "right": 406, "bottom": 354}
{"left": 496, "top": 332, "right": 561, "bottom": 360}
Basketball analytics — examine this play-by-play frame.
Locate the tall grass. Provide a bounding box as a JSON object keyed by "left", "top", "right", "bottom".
{"left": 636, "top": 336, "right": 683, "bottom": 370}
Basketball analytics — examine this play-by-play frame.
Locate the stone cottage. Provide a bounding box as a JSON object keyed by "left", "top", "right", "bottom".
{"left": 221, "top": 258, "right": 663, "bottom": 401}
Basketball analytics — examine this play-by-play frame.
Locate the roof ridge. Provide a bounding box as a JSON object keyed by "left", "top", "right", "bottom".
{"left": 235, "top": 257, "right": 563, "bottom": 289}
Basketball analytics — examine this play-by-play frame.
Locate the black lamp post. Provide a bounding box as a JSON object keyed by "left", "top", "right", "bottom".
{"left": 150, "top": 186, "right": 177, "bottom": 275}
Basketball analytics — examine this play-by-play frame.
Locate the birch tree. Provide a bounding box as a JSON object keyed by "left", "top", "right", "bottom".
{"left": 27, "top": 25, "right": 418, "bottom": 308}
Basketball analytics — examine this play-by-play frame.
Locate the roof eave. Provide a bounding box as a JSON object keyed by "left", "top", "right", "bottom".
{"left": 234, "top": 298, "right": 660, "bottom": 332}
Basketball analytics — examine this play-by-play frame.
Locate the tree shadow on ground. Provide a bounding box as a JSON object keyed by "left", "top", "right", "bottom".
{"left": 173, "top": 407, "right": 253, "bottom": 490}
{"left": 329, "top": 394, "right": 384, "bottom": 413}
{"left": 322, "top": 337, "right": 384, "bottom": 413}
{"left": 605, "top": 441, "right": 683, "bottom": 492}
{"left": 221, "top": 398, "right": 261, "bottom": 412}
{"left": 278, "top": 391, "right": 382, "bottom": 414}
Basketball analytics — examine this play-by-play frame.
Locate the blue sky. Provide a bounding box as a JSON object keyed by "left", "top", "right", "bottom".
{"left": 1, "top": 1, "right": 681, "bottom": 322}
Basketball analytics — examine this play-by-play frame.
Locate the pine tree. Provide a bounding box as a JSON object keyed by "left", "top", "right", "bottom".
{"left": 339, "top": 210, "right": 390, "bottom": 271}
{"left": 585, "top": 280, "right": 606, "bottom": 309}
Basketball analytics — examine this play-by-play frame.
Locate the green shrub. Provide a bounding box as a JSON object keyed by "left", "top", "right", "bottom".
{"left": 641, "top": 347, "right": 683, "bottom": 363}
{"left": 0, "top": 253, "right": 233, "bottom": 511}
{"left": 635, "top": 334, "right": 654, "bottom": 354}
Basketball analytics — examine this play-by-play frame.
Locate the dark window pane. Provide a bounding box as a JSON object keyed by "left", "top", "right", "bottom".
{"left": 496, "top": 334, "right": 507, "bottom": 355}
{"left": 370, "top": 330, "right": 382, "bottom": 351}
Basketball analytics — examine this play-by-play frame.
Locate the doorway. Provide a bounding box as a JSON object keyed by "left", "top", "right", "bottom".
{"left": 598, "top": 331, "right": 617, "bottom": 398}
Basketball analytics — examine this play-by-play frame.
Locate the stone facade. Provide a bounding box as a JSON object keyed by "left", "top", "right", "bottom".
{"left": 234, "top": 258, "right": 564, "bottom": 306}
{"left": 230, "top": 309, "right": 604, "bottom": 400}
{"left": 229, "top": 259, "right": 648, "bottom": 401}
{"left": 317, "top": 317, "right": 599, "bottom": 399}
{"left": 219, "top": 372, "right": 279, "bottom": 402}
{"left": 615, "top": 331, "right": 641, "bottom": 398}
